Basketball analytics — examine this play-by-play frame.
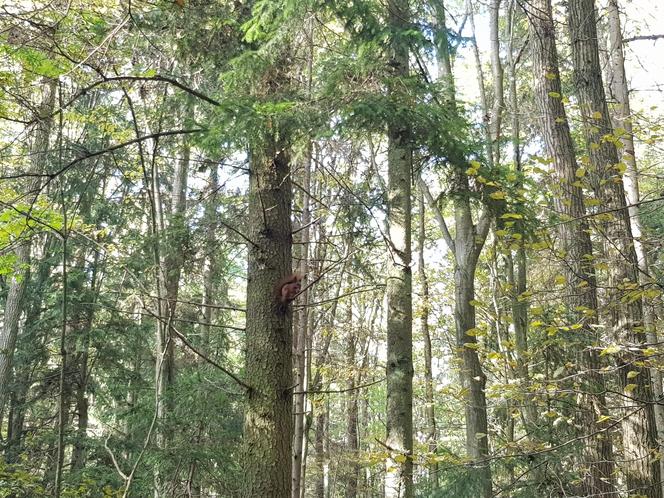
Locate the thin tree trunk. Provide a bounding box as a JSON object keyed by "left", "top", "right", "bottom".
{"left": 384, "top": 1, "right": 413, "bottom": 496}
{"left": 154, "top": 126, "right": 190, "bottom": 497}
{"left": 292, "top": 143, "right": 312, "bottom": 498}
{"left": 417, "top": 190, "right": 438, "bottom": 489}
{"left": 71, "top": 250, "right": 100, "bottom": 471}
{"left": 528, "top": 1, "right": 618, "bottom": 494}
{"left": 201, "top": 164, "right": 219, "bottom": 355}
{"left": 567, "top": 2, "right": 661, "bottom": 494}
{"left": 345, "top": 299, "right": 359, "bottom": 498}
{"left": 489, "top": 0, "right": 504, "bottom": 164}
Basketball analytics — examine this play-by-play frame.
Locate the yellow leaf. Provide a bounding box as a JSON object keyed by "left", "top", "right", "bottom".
{"left": 554, "top": 275, "right": 566, "bottom": 285}
{"left": 596, "top": 415, "right": 611, "bottom": 424}
{"left": 394, "top": 454, "right": 408, "bottom": 464}
{"left": 548, "top": 91, "right": 561, "bottom": 98}
{"left": 626, "top": 370, "right": 640, "bottom": 379}
{"left": 624, "top": 383, "right": 638, "bottom": 393}
{"left": 575, "top": 167, "right": 586, "bottom": 178}
{"left": 489, "top": 191, "right": 506, "bottom": 200}
{"left": 600, "top": 345, "right": 621, "bottom": 356}
{"left": 592, "top": 111, "right": 602, "bottom": 120}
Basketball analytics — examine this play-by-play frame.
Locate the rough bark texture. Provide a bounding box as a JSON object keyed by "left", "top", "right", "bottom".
{"left": 568, "top": 1, "right": 662, "bottom": 495}
{"left": 0, "top": 79, "right": 56, "bottom": 418}
{"left": 384, "top": 0, "right": 414, "bottom": 497}
{"left": 606, "top": 0, "right": 664, "bottom": 489}
{"left": 528, "top": 1, "right": 618, "bottom": 495}
{"left": 242, "top": 139, "right": 293, "bottom": 498}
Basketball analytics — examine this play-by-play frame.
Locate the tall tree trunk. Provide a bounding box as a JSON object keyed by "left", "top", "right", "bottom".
{"left": 71, "top": 249, "right": 100, "bottom": 471}
{"left": 420, "top": 175, "right": 493, "bottom": 497}
{"left": 345, "top": 299, "right": 359, "bottom": 498}
{"left": 0, "top": 79, "right": 56, "bottom": 418}
{"left": 154, "top": 127, "right": 191, "bottom": 496}
{"left": 606, "top": 1, "right": 664, "bottom": 490}
{"left": 489, "top": 0, "right": 504, "bottom": 164}
{"left": 384, "top": 1, "right": 414, "bottom": 496}
{"left": 453, "top": 185, "right": 492, "bottom": 498}
{"left": 242, "top": 131, "right": 293, "bottom": 497}
{"left": 417, "top": 190, "right": 438, "bottom": 489}
{"left": 528, "top": 1, "right": 618, "bottom": 494}
{"left": 201, "top": 165, "right": 220, "bottom": 355}
{"left": 567, "top": 2, "right": 662, "bottom": 494}
{"left": 292, "top": 144, "right": 312, "bottom": 498}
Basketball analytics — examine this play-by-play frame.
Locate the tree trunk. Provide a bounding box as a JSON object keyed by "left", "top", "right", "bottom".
{"left": 242, "top": 134, "right": 293, "bottom": 497}
{"left": 384, "top": 1, "right": 414, "bottom": 496}
{"left": 606, "top": 1, "right": 664, "bottom": 491}
{"left": 417, "top": 189, "right": 438, "bottom": 489}
{"left": 292, "top": 143, "right": 312, "bottom": 498}
{"left": 345, "top": 301, "right": 359, "bottom": 498}
{"left": 567, "top": 1, "right": 662, "bottom": 494}
{"left": 0, "top": 79, "right": 56, "bottom": 417}
{"left": 154, "top": 128, "right": 190, "bottom": 496}
{"left": 453, "top": 187, "right": 492, "bottom": 498}
{"left": 528, "top": 1, "right": 618, "bottom": 494}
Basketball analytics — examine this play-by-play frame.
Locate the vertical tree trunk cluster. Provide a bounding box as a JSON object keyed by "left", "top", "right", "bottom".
{"left": 528, "top": 0, "right": 617, "bottom": 494}
{"left": 567, "top": 1, "right": 662, "bottom": 495}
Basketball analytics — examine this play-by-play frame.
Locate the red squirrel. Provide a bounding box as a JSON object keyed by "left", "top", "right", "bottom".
{"left": 275, "top": 271, "right": 305, "bottom": 306}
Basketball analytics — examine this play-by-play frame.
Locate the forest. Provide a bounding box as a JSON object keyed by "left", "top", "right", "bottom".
{"left": 1, "top": 0, "right": 664, "bottom": 496}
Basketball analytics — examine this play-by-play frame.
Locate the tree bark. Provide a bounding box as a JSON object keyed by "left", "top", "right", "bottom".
{"left": 384, "top": 1, "right": 414, "bottom": 496}
{"left": 0, "top": 79, "right": 56, "bottom": 418}
{"left": 528, "top": 1, "right": 618, "bottom": 494}
{"left": 417, "top": 189, "right": 438, "bottom": 489}
{"left": 567, "top": 1, "right": 662, "bottom": 495}
{"left": 606, "top": 0, "right": 664, "bottom": 489}
{"left": 292, "top": 144, "right": 312, "bottom": 498}
{"left": 242, "top": 134, "right": 293, "bottom": 497}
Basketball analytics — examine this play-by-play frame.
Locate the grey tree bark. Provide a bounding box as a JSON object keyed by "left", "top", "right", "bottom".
{"left": 292, "top": 144, "right": 312, "bottom": 498}
{"left": 606, "top": 0, "right": 664, "bottom": 489}
{"left": 384, "top": 0, "right": 414, "bottom": 496}
{"left": 0, "top": 78, "right": 56, "bottom": 419}
{"left": 528, "top": 0, "right": 618, "bottom": 494}
{"left": 567, "top": 1, "right": 662, "bottom": 495}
